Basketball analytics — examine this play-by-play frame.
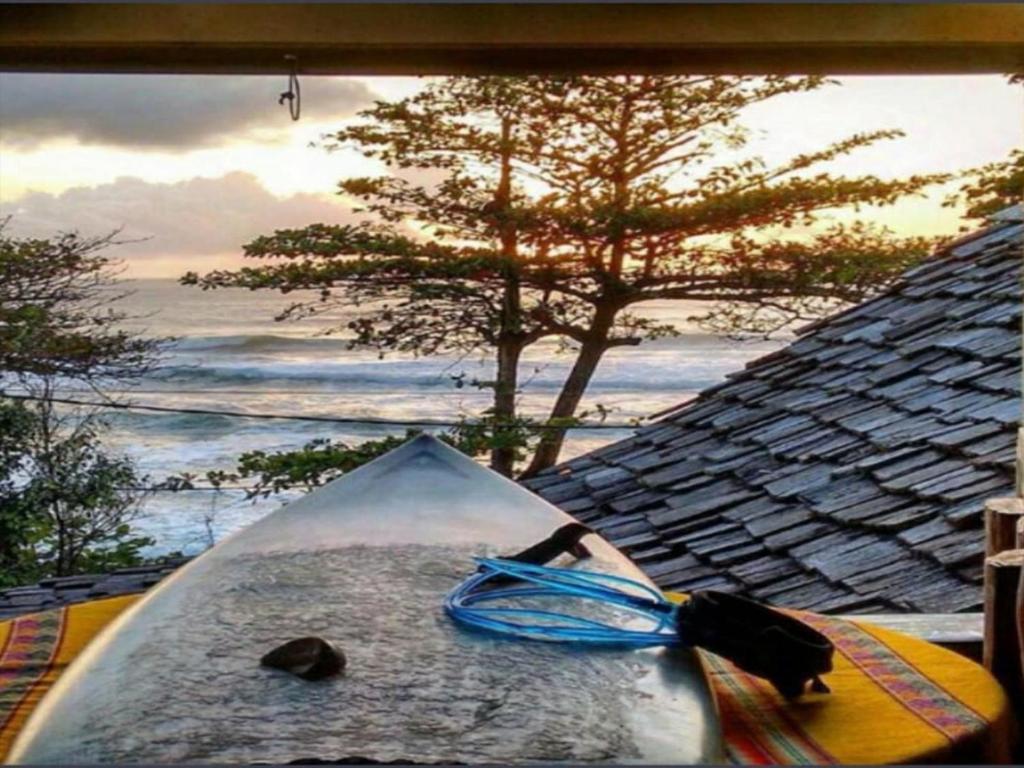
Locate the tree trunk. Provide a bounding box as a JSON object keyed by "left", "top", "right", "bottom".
{"left": 519, "top": 105, "right": 632, "bottom": 478}
{"left": 491, "top": 338, "right": 523, "bottom": 477}
{"left": 522, "top": 325, "right": 611, "bottom": 478}
{"left": 488, "top": 114, "right": 525, "bottom": 478}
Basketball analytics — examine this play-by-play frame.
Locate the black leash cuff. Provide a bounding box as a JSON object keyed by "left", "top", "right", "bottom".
{"left": 675, "top": 590, "right": 834, "bottom": 699}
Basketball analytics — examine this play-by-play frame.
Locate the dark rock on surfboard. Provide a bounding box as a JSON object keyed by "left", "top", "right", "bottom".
{"left": 260, "top": 637, "right": 346, "bottom": 681}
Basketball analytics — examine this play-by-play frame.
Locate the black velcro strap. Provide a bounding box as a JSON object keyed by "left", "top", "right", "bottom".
{"left": 474, "top": 522, "right": 594, "bottom": 589}
{"left": 675, "top": 590, "right": 834, "bottom": 699}
{"left": 507, "top": 522, "right": 593, "bottom": 565}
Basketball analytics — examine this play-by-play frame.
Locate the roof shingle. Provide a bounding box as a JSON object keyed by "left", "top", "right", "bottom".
{"left": 527, "top": 213, "right": 1022, "bottom": 614}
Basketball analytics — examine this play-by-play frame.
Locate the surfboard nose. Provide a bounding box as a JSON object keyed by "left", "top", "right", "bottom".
{"left": 215, "top": 433, "right": 588, "bottom": 552}
{"left": 8, "top": 433, "right": 724, "bottom": 765}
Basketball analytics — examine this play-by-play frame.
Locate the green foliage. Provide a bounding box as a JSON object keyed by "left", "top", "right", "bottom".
{"left": 0, "top": 396, "right": 154, "bottom": 587}
{"left": 0, "top": 399, "right": 38, "bottom": 582}
{"left": 166, "top": 431, "right": 440, "bottom": 501}
{"left": 940, "top": 77, "right": 1021, "bottom": 226}
{"left": 945, "top": 149, "right": 1023, "bottom": 225}
{"left": 694, "top": 222, "right": 936, "bottom": 337}
{"left": 185, "top": 75, "right": 948, "bottom": 476}
{"left": 0, "top": 222, "right": 160, "bottom": 384}
{"left": 168, "top": 401, "right": 621, "bottom": 501}
{"left": 0, "top": 226, "right": 163, "bottom": 586}
{"left": 190, "top": 432, "right": 421, "bottom": 499}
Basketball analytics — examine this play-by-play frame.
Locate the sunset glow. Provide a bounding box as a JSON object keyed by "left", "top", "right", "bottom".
{"left": 1, "top": 74, "right": 1019, "bottom": 278}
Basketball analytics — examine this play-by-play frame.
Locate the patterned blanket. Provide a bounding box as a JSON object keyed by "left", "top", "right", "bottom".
{"left": 0, "top": 594, "right": 1015, "bottom": 764}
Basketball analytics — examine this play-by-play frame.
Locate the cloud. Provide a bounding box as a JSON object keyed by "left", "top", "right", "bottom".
{"left": 0, "top": 74, "right": 376, "bottom": 149}
{"left": 0, "top": 172, "right": 362, "bottom": 263}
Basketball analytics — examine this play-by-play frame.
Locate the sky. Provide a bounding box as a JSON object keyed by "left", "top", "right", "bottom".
{"left": 0, "top": 74, "right": 1020, "bottom": 278}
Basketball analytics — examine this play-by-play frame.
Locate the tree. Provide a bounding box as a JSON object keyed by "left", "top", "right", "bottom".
{"left": 0, "top": 393, "right": 155, "bottom": 585}
{"left": 173, "top": 431, "right": 442, "bottom": 501}
{"left": 944, "top": 149, "right": 1023, "bottom": 225}
{"left": 0, "top": 399, "right": 37, "bottom": 581}
{"left": 188, "top": 79, "right": 595, "bottom": 476}
{"left": 187, "top": 75, "right": 944, "bottom": 478}
{"left": 0, "top": 224, "right": 162, "bottom": 584}
{"left": 942, "top": 76, "right": 1022, "bottom": 227}
{"left": 0, "top": 224, "right": 157, "bottom": 384}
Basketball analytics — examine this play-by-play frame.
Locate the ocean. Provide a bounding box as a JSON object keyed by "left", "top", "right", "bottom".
{"left": 83, "top": 280, "right": 785, "bottom": 556}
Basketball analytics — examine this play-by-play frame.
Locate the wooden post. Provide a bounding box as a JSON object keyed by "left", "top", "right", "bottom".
{"left": 1019, "top": 561, "right": 1024, "bottom": 710}
{"left": 985, "top": 497, "right": 1024, "bottom": 557}
{"left": 1016, "top": 427, "right": 1024, "bottom": 498}
{"left": 983, "top": 549, "right": 1024, "bottom": 714}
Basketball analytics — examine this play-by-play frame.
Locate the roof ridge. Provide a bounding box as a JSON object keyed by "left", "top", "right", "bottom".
{"left": 937, "top": 215, "right": 1023, "bottom": 258}
{"left": 989, "top": 203, "right": 1023, "bottom": 223}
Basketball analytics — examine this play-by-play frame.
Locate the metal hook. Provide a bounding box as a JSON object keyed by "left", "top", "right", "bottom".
{"left": 278, "top": 54, "right": 301, "bottom": 121}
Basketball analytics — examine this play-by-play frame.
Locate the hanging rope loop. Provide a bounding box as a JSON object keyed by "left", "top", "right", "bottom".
{"left": 278, "top": 54, "right": 301, "bottom": 121}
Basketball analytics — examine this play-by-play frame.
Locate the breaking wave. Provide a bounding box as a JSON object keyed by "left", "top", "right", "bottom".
{"left": 152, "top": 361, "right": 725, "bottom": 393}
{"left": 172, "top": 334, "right": 352, "bottom": 354}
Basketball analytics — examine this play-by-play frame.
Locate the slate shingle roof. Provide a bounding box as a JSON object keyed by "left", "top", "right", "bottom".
{"left": 526, "top": 210, "right": 1023, "bottom": 614}
{"left": 0, "top": 559, "right": 188, "bottom": 620}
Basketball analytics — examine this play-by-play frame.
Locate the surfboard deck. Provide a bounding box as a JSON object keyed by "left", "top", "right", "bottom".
{"left": 8, "top": 435, "right": 723, "bottom": 764}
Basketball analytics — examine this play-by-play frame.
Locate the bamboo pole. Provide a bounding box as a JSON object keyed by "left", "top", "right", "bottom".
{"left": 983, "top": 549, "right": 1024, "bottom": 714}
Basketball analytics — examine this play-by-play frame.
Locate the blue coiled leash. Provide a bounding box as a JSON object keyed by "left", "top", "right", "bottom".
{"left": 444, "top": 524, "right": 835, "bottom": 698}
{"left": 444, "top": 557, "right": 682, "bottom": 648}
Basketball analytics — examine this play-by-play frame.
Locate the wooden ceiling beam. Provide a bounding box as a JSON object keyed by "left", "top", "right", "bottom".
{"left": 1, "top": 3, "right": 1022, "bottom": 75}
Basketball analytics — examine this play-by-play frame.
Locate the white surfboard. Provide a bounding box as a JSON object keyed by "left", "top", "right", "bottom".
{"left": 8, "top": 435, "right": 722, "bottom": 764}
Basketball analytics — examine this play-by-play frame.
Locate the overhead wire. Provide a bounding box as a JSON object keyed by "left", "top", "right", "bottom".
{"left": 44, "top": 387, "right": 485, "bottom": 398}
{"left": 0, "top": 392, "right": 641, "bottom": 431}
